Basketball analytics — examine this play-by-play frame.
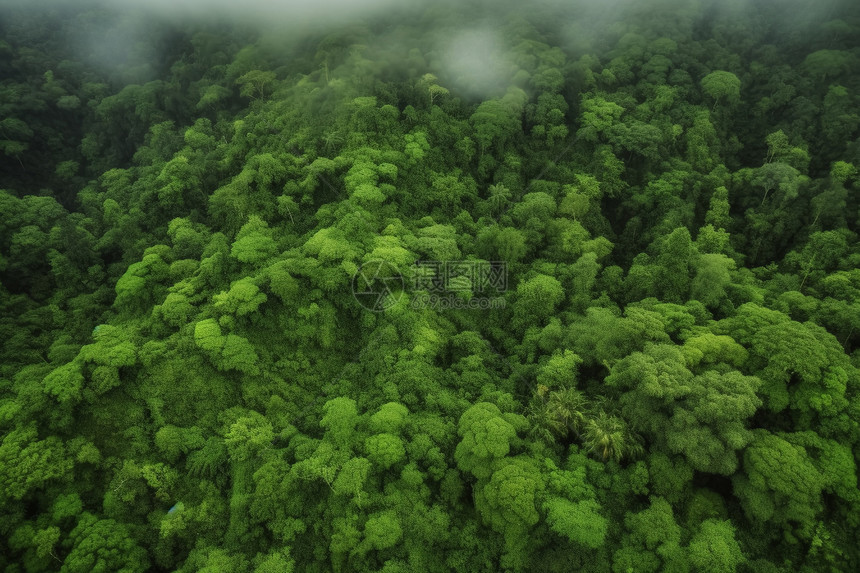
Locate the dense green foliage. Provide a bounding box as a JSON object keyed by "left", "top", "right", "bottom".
{"left": 2, "top": 0, "right": 860, "bottom": 571}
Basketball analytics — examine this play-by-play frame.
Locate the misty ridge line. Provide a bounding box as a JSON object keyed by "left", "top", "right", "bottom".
{"left": 0, "top": 0, "right": 851, "bottom": 85}
{"left": 0, "top": 0, "right": 853, "bottom": 168}
{"left": 2, "top": 0, "right": 851, "bottom": 29}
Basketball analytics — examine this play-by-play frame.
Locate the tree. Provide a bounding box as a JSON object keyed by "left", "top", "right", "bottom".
{"left": 821, "top": 85, "right": 860, "bottom": 149}
{"left": 418, "top": 73, "right": 449, "bottom": 107}
{"left": 743, "top": 318, "right": 851, "bottom": 431}
{"left": 664, "top": 370, "right": 761, "bottom": 474}
{"left": 369, "top": 402, "right": 409, "bottom": 434}
{"left": 236, "top": 70, "right": 277, "bottom": 100}
{"left": 479, "top": 225, "right": 527, "bottom": 265}
{"left": 156, "top": 291, "right": 197, "bottom": 327}
{"left": 581, "top": 410, "right": 642, "bottom": 463}
{"left": 690, "top": 254, "right": 735, "bottom": 307}
{"left": 364, "top": 433, "right": 406, "bottom": 470}
{"left": 113, "top": 246, "right": 171, "bottom": 312}
{"left": 705, "top": 186, "right": 731, "bottom": 230}
{"left": 0, "top": 424, "right": 73, "bottom": 501}
{"left": 608, "top": 344, "right": 761, "bottom": 474}
{"left": 701, "top": 71, "right": 741, "bottom": 110}
{"left": 455, "top": 402, "right": 519, "bottom": 480}
{"left": 254, "top": 550, "right": 295, "bottom": 573}
{"left": 613, "top": 496, "right": 687, "bottom": 573}
{"left": 213, "top": 278, "right": 267, "bottom": 317}
{"left": 155, "top": 425, "right": 205, "bottom": 462}
{"left": 753, "top": 162, "right": 803, "bottom": 206}
{"left": 231, "top": 216, "right": 279, "bottom": 266}
{"left": 654, "top": 227, "right": 695, "bottom": 303}
{"left": 512, "top": 274, "right": 565, "bottom": 330}
{"left": 763, "top": 130, "right": 809, "bottom": 170}
{"left": 225, "top": 412, "right": 274, "bottom": 463}
{"left": 487, "top": 183, "right": 512, "bottom": 217}
{"left": 42, "top": 361, "right": 85, "bottom": 404}
{"left": 77, "top": 324, "right": 138, "bottom": 397}
{"left": 526, "top": 385, "right": 589, "bottom": 445}
{"left": 475, "top": 457, "right": 544, "bottom": 571}
{"left": 543, "top": 497, "right": 607, "bottom": 548}
{"left": 361, "top": 511, "right": 403, "bottom": 553}
{"left": 687, "top": 520, "right": 746, "bottom": 573}
{"left": 469, "top": 90, "right": 526, "bottom": 156}
{"left": 320, "top": 397, "right": 360, "bottom": 449}
{"left": 61, "top": 513, "right": 149, "bottom": 573}
{"left": 733, "top": 431, "right": 825, "bottom": 526}
{"left": 647, "top": 452, "right": 693, "bottom": 504}
{"left": 193, "top": 319, "right": 260, "bottom": 375}
{"left": 686, "top": 111, "right": 720, "bottom": 172}
{"left": 477, "top": 459, "right": 543, "bottom": 533}
{"left": 802, "top": 50, "right": 857, "bottom": 81}
{"left": 332, "top": 456, "right": 370, "bottom": 506}
{"left": 536, "top": 350, "right": 583, "bottom": 389}
{"left": 577, "top": 95, "right": 624, "bottom": 142}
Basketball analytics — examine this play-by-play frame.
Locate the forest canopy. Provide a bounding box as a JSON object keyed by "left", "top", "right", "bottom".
{"left": 1, "top": 0, "right": 859, "bottom": 571}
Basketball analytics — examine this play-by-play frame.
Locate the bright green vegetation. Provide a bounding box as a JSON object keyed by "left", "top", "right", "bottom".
{"left": 1, "top": 0, "right": 859, "bottom": 571}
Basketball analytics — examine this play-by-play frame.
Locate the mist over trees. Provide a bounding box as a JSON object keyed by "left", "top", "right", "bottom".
{"left": 1, "top": 0, "right": 859, "bottom": 571}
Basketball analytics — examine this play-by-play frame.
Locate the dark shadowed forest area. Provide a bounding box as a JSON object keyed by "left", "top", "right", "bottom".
{"left": 1, "top": 0, "right": 860, "bottom": 571}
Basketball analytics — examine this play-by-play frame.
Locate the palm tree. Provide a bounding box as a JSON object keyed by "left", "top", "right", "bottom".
{"left": 526, "top": 386, "right": 589, "bottom": 444}
{"left": 487, "top": 183, "right": 512, "bottom": 217}
{"left": 547, "top": 387, "right": 590, "bottom": 438}
{"left": 322, "top": 130, "right": 343, "bottom": 152}
{"left": 526, "top": 401, "right": 562, "bottom": 445}
{"left": 581, "top": 411, "right": 643, "bottom": 463}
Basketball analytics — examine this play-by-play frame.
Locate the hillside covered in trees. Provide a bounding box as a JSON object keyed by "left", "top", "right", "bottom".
{"left": 1, "top": 0, "right": 860, "bottom": 571}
